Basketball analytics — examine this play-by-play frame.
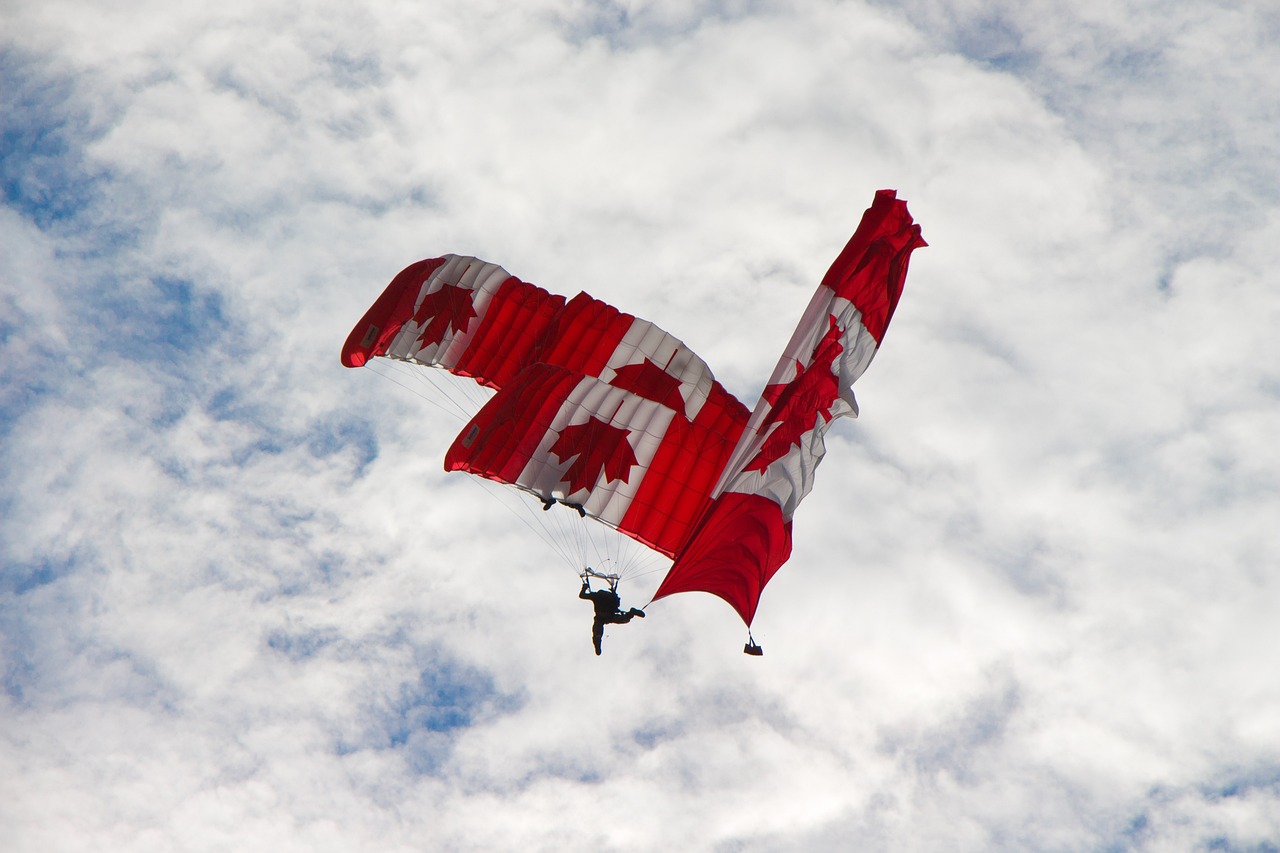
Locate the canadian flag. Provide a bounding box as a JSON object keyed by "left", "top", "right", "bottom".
{"left": 444, "top": 363, "right": 739, "bottom": 557}
{"left": 655, "top": 190, "right": 927, "bottom": 626}
{"left": 530, "top": 293, "right": 748, "bottom": 441}
{"left": 340, "top": 254, "right": 568, "bottom": 389}
{"left": 341, "top": 259, "right": 748, "bottom": 443}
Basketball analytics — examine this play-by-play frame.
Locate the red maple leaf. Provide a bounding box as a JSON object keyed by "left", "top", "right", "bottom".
{"left": 413, "top": 283, "right": 477, "bottom": 348}
{"left": 609, "top": 359, "right": 685, "bottom": 415}
{"left": 548, "top": 418, "right": 639, "bottom": 494}
{"left": 743, "top": 315, "right": 845, "bottom": 474}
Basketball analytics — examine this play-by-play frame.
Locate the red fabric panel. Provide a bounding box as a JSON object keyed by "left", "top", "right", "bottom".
{"left": 340, "top": 258, "right": 448, "bottom": 367}
{"left": 534, "top": 293, "right": 750, "bottom": 439}
{"left": 618, "top": 405, "right": 741, "bottom": 557}
{"left": 820, "top": 189, "right": 927, "bottom": 344}
{"left": 443, "top": 365, "right": 582, "bottom": 483}
{"left": 530, "top": 292, "right": 632, "bottom": 378}
{"left": 693, "top": 383, "right": 750, "bottom": 445}
{"left": 654, "top": 492, "right": 793, "bottom": 627}
{"left": 445, "top": 363, "right": 747, "bottom": 559}
{"left": 453, "top": 278, "right": 567, "bottom": 388}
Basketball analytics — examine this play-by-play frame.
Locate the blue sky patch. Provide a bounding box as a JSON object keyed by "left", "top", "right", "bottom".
{"left": 86, "top": 275, "right": 230, "bottom": 364}
{"left": 267, "top": 626, "right": 343, "bottom": 661}
{"left": 335, "top": 652, "right": 525, "bottom": 775}
{"left": 390, "top": 660, "right": 509, "bottom": 738}
{"left": 324, "top": 49, "right": 385, "bottom": 90}
{"left": 0, "top": 51, "right": 110, "bottom": 231}
{"left": 307, "top": 415, "right": 378, "bottom": 475}
{"left": 2, "top": 556, "right": 75, "bottom": 595}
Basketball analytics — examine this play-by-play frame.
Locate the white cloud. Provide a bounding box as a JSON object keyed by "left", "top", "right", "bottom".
{"left": 3, "top": 0, "right": 1279, "bottom": 849}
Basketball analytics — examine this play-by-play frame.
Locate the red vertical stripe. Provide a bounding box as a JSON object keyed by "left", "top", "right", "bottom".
{"left": 652, "top": 492, "right": 792, "bottom": 626}
{"left": 530, "top": 293, "right": 633, "bottom": 378}
{"left": 820, "top": 189, "right": 927, "bottom": 344}
{"left": 340, "top": 258, "right": 448, "bottom": 367}
{"left": 617, "top": 410, "right": 740, "bottom": 557}
{"left": 444, "top": 366, "right": 583, "bottom": 483}
{"left": 453, "top": 278, "right": 567, "bottom": 388}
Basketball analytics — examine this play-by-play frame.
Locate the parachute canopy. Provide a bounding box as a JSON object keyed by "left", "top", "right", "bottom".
{"left": 342, "top": 189, "right": 925, "bottom": 628}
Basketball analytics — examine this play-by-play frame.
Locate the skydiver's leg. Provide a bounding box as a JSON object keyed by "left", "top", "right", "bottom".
{"left": 592, "top": 619, "right": 604, "bottom": 655}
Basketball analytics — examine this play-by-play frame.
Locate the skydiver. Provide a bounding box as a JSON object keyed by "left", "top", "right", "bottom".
{"left": 579, "top": 576, "right": 644, "bottom": 656}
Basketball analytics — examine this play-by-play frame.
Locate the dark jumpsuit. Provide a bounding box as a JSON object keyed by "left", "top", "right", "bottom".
{"left": 580, "top": 583, "right": 640, "bottom": 655}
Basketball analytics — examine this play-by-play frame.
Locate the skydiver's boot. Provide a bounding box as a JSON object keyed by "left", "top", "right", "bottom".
{"left": 628, "top": 608, "right": 645, "bottom": 618}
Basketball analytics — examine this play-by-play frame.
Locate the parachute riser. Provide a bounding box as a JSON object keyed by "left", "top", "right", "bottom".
{"left": 581, "top": 566, "right": 621, "bottom": 592}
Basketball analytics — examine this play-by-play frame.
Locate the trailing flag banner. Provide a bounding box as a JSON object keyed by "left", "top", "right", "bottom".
{"left": 654, "top": 190, "right": 927, "bottom": 625}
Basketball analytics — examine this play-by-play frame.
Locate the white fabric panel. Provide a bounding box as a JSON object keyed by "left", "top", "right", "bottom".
{"left": 512, "top": 375, "right": 676, "bottom": 526}
{"left": 380, "top": 254, "right": 511, "bottom": 366}
{"left": 600, "top": 317, "right": 716, "bottom": 420}
{"left": 712, "top": 287, "right": 882, "bottom": 519}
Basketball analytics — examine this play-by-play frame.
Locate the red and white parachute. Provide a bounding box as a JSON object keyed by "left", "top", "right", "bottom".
{"left": 342, "top": 190, "right": 925, "bottom": 638}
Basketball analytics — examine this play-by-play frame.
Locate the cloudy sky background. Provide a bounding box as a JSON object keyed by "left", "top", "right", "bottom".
{"left": 3, "top": 0, "right": 1279, "bottom": 850}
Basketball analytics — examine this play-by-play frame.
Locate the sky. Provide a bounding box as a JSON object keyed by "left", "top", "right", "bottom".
{"left": 2, "top": 0, "right": 1279, "bottom": 850}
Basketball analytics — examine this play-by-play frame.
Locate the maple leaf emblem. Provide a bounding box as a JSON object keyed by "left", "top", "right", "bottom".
{"left": 609, "top": 359, "right": 686, "bottom": 415}
{"left": 413, "top": 283, "right": 477, "bottom": 348}
{"left": 548, "top": 417, "right": 639, "bottom": 494}
{"left": 743, "top": 314, "right": 845, "bottom": 474}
